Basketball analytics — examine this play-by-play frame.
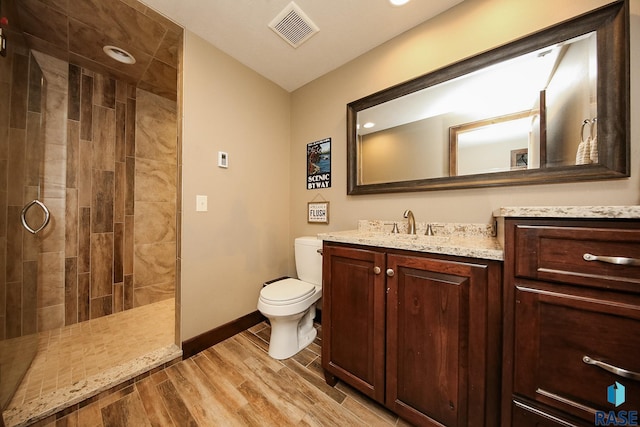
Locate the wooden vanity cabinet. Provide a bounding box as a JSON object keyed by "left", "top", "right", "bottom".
{"left": 501, "top": 219, "right": 640, "bottom": 427}
{"left": 322, "top": 242, "right": 502, "bottom": 427}
{"left": 320, "top": 244, "right": 387, "bottom": 402}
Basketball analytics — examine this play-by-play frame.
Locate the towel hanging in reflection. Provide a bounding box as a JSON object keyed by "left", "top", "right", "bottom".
{"left": 576, "top": 118, "right": 597, "bottom": 165}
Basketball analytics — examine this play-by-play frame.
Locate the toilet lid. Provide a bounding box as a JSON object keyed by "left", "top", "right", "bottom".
{"left": 260, "top": 279, "right": 316, "bottom": 306}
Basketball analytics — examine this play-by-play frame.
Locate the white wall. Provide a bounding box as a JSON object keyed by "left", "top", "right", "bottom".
{"left": 181, "top": 31, "right": 291, "bottom": 340}
{"left": 290, "top": 0, "right": 639, "bottom": 240}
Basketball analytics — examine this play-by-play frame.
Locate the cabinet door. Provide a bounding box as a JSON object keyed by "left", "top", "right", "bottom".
{"left": 385, "top": 254, "right": 494, "bottom": 427}
{"left": 321, "top": 244, "right": 386, "bottom": 402}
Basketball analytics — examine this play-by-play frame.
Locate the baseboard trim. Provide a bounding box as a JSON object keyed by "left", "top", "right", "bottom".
{"left": 182, "top": 310, "right": 266, "bottom": 359}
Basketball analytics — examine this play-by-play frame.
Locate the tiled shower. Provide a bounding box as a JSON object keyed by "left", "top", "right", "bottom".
{"left": 63, "top": 60, "right": 178, "bottom": 324}
{"left": 0, "top": 0, "right": 181, "bottom": 421}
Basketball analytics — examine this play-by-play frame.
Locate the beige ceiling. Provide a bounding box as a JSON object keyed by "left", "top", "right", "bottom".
{"left": 139, "top": 0, "right": 464, "bottom": 92}
{"left": 4, "top": 0, "right": 464, "bottom": 96}
{"left": 7, "top": 0, "right": 181, "bottom": 100}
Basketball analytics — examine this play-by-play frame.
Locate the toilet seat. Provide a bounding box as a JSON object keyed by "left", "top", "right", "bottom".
{"left": 260, "top": 278, "right": 315, "bottom": 306}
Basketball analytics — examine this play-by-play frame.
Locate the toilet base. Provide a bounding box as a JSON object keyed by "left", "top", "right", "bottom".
{"left": 266, "top": 305, "right": 317, "bottom": 360}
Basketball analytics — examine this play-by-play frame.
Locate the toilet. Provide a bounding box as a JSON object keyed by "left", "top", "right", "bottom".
{"left": 257, "top": 236, "right": 323, "bottom": 359}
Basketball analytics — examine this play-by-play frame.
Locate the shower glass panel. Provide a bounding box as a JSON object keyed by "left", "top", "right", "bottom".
{"left": 0, "top": 49, "right": 47, "bottom": 411}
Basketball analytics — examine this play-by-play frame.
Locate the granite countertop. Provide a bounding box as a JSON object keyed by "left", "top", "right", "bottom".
{"left": 320, "top": 208, "right": 640, "bottom": 262}
{"left": 319, "top": 220, "right": 504, "bottom": 261}
{"left": 494, "top": 205, "right": 640, "bottom": 219}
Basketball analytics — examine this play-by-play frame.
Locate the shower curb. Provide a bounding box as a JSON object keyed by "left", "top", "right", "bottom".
{"left": 3, "top": 345, "right": 182, "bottom": 427}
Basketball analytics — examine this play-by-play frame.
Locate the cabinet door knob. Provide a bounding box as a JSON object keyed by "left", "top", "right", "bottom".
{"left": 386, "top": 268, "right": 395, "bottom": 277}
{"left": 373, "top": 266, "right": 381, "bottom": 275}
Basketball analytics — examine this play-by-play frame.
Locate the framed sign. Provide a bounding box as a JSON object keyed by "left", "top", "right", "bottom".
{"left": 510, "top": 148, "right": 528, "bottom": 170}
{"left": 307, "top": 138, "right": 331, "bottom": 189}
{"left": 308, "top": 202, "right": 329, "bottom": 224}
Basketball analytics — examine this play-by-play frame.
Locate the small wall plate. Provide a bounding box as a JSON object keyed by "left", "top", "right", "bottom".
{"left": 218, "top": 151, "right": 228, "bottom": 168}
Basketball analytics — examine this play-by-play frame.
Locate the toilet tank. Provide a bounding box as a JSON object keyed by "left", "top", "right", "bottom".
{"left": 295, "top": 236, "right": 323, "bottom": 286}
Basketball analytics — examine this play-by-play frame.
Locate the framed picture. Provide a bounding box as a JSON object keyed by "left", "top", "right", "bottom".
{"left": 308, "top": 202, "right": 329, "bottom": 224}
{"left": 510, "top": 148, "right": 528, "bottom": 170}
{"left": 307, "top": 138, "right": 331, "bottom": 189}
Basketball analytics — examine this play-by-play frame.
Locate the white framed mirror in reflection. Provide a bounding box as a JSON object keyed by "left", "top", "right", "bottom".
{"left": 347, "top": 0, "right": 629, "bottom": 195}
{"left": 450, "top": 110, "right": 541, "bottom": 176}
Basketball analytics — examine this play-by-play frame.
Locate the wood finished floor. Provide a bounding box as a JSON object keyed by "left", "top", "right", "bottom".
{"left": 42, "top": 322, "right": 412, "bottom": 426}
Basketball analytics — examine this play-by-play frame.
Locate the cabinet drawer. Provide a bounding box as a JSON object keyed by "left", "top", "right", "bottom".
{"left": 513, "top": 286, "right": 640, "bottom": 422}
{"left": 511, "top": 400, "right": 592, "bottom": 427}
{"left": 514, "top": 224, "right": 640, "bottom": 292}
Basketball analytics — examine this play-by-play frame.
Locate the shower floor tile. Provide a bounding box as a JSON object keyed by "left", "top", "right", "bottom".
{"left": 5, "top": 298, "right": 176, "bottom": 425}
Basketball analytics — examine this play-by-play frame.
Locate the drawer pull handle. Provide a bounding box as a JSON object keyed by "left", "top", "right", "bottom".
{"left": 583, "top": 253, "right": 640, "bottom": 266}
{"left": 583, "top": 356, "right": 640, "bottom": 381}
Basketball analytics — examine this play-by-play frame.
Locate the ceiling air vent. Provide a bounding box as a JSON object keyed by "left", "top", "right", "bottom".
{"left": 268, "top": 2, "right": 319, "bottom": 48}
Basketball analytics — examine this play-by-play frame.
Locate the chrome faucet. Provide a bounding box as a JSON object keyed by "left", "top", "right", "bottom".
{"left": 403, "top": 210, "right": 416, "bottom": 234}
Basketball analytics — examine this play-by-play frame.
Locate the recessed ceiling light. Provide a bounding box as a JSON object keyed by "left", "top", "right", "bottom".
{"left": 363, "top": 122, "right": 375, "bottom": 129}
{"left": 103, "top": 45, "right": 136, "bottom": 64}
{"left": 389, "top": 0, "right": 410, "bottom": 6}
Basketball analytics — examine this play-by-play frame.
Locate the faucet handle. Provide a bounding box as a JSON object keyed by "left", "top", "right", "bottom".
{"left": 425, "top": 224, "right": 434, "bottom": 236}
{"left": 425, "top": 224, "right": 444, "bottom": 236}
{"left": 391, "top": 222, "right": 399, "bottom": 233}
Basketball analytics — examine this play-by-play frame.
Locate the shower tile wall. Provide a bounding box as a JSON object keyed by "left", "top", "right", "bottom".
{"left": 133, "top": 90, "right": 177, "bottom": 306}
{"left": 64, "top": 63, "right": 177, "bottom": 327}
{"left": 67, "top": 65, "right": 121, "bottom": 323}
{"left": 34, "top": 52, "right": 70, "bottom": 332}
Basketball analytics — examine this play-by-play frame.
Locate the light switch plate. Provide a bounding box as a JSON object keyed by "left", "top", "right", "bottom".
{"left": 196, "top": 195, "right": 208, "bottom": 212}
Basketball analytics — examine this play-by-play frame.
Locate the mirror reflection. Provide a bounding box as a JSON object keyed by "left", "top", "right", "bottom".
{"left": 451, "top": 110, "right": 540, "bottom": 176}
{"left": 347, "top": 1, "right": 628, "bottom": 194}
{"left": 357, "top": 33, "right": 596, "bottom": 183}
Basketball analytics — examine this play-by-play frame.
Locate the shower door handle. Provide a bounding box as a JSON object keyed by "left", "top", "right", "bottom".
{"left": 20, "top": 199, "right": 50, "bottom": 234}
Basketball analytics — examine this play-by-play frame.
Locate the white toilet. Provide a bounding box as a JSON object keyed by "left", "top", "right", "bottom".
{"left": 257, "top": 236, "right": 323, "bottom": 359}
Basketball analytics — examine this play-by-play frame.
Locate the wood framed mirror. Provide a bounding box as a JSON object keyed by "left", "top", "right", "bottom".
{"left": 347, "top": 1, "right": 629, "bottom": 195}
